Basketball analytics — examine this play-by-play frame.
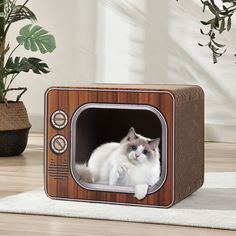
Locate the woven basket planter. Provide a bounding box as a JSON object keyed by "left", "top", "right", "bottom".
{"left": 0, "top": 102, "right": 31, "bottom": 157}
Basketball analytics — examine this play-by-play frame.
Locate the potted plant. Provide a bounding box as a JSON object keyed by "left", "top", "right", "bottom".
{"left": 0, "top": 0, "right": 56, "bottom": 156}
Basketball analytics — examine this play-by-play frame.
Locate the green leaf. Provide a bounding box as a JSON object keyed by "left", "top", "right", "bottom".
{"left": 219, "top": 18, "right": 226, "bottom": 33}
{"left": 201, "top": 19, "right": 215, "bottom": 26}
{"left": 29, "top": 38, "right": 37, "bottom": 51}
{"left": 214, "top": 17, "right": 219, "bottom": 28}
{"left": 212, "top": 40, "right": 226, "bottom": 48}
{"left": 16, "top": 24, "right": 56, "bottom": 54}
{"left": 6, "top": 57, "right": 29, "bottom": 74}
{"left": 19, "top": 24, "right": 32, "bottom": 36}
{"left": 16, "top": 35, "right": 25, "bottom": 44}
{"left": 5, "top": 57, "right": 50, "bottom": 75}
{"left": 0, "top": 67, "right": 8, "bottom": 81}
{"left": 200, "top": 20, "right": 211, "bottom": 25}
{"left": 26, "top": 57, "right": 50, "bottom": 74}
{"left": 223, "top": 5, "right": 228, "bottom": 12}
{"left": 213, "top": 53, "right": 218, "bottom": 64}
{"left": 208, "top": 4, "right": 217, "bottom": 15}
{"left": 200, "top": 28, "right": 212, "bottom": 35}
{"left": 211, "top": 32, "right": 215, "bottom": 39}
{"left": 6, "top": 5, "right": 37, "bottom": 24}
{"left": 210, "top": 0, "right": 220, "bottom": 12}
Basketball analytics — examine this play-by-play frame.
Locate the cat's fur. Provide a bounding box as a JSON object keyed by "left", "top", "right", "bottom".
{"left": 76, "top": 127, "right": 161, "bottom": 200}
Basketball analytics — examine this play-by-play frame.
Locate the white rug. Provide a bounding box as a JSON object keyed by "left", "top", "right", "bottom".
{"left": 0, "top": 172, "right": 236, "bottom": 230}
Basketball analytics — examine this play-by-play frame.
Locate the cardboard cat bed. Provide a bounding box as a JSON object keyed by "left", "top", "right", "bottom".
{"left": 44, "top": 84, "right": 204, "bottom": 208}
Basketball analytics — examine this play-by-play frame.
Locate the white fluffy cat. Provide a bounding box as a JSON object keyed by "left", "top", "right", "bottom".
{"left": 76, "top": 127, "right": 161, "bottom": 200}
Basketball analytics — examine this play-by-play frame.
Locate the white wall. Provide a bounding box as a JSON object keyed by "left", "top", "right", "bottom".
{"left": 7, "top": 0, "right": 97, "bottom": 131}
{"left": 136, "top": 0, "right": 236, "bottom": 143}
{"left": 6, "top": 0, "right": 236, "bottom": 142}
{"left": 158, "top": 0, "right": 236, "bottom": 143}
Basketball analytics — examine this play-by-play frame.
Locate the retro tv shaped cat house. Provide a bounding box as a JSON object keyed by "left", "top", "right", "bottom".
{"left": 44, "top": 84, "right": 204, "bottom": 208}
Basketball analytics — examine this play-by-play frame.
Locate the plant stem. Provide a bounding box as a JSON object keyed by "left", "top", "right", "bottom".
{"left": 6, "top": 43, "right": 20, "bottom": 62}
{"left": 16, "top": 87, "right": 27, "bottom": 101}
{"left": 2, "top": 73, "right": 18, "bottom": 100}
{"left": 3, "top": 86, "right": 27, "bottom": 102}
{"left": 6, "top": 73, "right": 18, "bottom": 89}
{"left": 227, "top": 4, "right": 236, "bottom": 11}
{"left": 2, "top": 43, "right": 21, "bottom": 100}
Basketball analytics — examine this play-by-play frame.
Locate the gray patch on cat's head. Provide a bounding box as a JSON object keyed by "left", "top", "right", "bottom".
{"left": 121, "top": 127, "right": 160, "bottom": 161}
{"left": 148, "top": 138, "right": 160, "bottom": 150}
{"left": 127, "top": 138, "right": 159, "bottom": 157}
{"left": 130, "top": 138, "right": 152, "bottom": 149}
{"left": 120, "top": 127, "right": 138, "bottom": 143}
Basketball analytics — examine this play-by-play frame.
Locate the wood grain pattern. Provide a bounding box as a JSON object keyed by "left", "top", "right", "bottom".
{"left": 44, "top": 85, "right": 204, "bottom": 207}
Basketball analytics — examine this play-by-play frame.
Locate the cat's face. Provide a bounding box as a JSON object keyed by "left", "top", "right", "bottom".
{"left": 123, "top": 127, "right": 160, "bottom": 165}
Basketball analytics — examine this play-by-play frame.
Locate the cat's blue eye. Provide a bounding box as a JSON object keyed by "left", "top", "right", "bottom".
{"left": 131, "top": 145, "right": 137, "bottom": 151}
{"left": 143, "top": 149, "right": 148, "bottom": 155}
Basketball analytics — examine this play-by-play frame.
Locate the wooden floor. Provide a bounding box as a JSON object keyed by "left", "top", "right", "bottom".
{"left": 0, "top": 134, "right": 236, "bottom": 236}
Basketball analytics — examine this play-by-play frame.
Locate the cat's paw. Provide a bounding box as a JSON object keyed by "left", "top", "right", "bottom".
{"left": 134, "top": 184, "right": 148, "bottom": 200}
{"left": 117, "top": 163, "right": 129, "bottom": 177}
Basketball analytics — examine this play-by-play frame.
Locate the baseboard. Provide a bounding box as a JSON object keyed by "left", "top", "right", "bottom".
{"left": 205, "top": 123, "right": 236, "bottom": 143}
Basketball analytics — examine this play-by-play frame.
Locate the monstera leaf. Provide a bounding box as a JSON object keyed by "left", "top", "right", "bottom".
{"left": 6, "top": 57, "right": 50, "bottom": 74}
{"left": 16, "top": 24, "right": 56, "bottom": 54}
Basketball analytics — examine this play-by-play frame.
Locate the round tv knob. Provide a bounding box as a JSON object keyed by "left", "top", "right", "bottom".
{"left": 51, "top": 110, "right": 68, "bottom": 129}
{"left": 51, "top": 135, "right": 68, "bottom": 154}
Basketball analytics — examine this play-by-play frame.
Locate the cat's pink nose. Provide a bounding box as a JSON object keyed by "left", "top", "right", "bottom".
{"left": 135, "top": 154, "right": 140, "bottom": 158}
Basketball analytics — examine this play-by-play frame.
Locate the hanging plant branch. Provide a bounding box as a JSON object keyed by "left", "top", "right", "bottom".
{"left": 199, "top": 0, "right": 236, "bottom": 63}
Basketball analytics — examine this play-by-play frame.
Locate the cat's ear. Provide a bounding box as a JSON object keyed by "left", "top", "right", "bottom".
{"left": 127, "top": 127, "right": 137, "bottom": 140}
{"left": 148, "top": 138, "right": 160, "bottom": 150}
